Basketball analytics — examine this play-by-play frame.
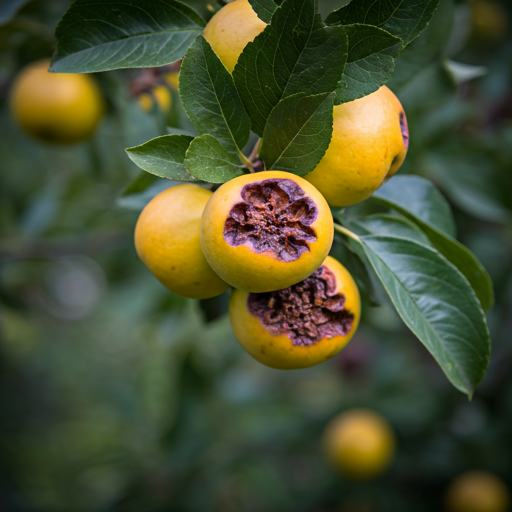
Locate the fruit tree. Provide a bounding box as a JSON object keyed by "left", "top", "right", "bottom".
{"left": 45, "top": 0, "right": 492, "bottom": 397}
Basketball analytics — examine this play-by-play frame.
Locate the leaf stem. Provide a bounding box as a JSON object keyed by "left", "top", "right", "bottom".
{"left": 333, "top": 223, "right": 361, "bottom": 242}
{"left": 239, "top": 151, "right": 253, "bottom": 170}
{"left": 241, "top": 139, "right": 263, "bottom": 173}
{"left": 249, "top": 139, "right": 261, "bottom": 163}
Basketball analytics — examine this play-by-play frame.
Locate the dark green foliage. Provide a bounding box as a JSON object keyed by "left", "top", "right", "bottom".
{"left": 335, "top": 23, "right": 401, "bottom": 103}
{"left": 359, "top": 235, "right": 490, "bottom": 396}
{"left": 326, "top": 0, "right": 440, "bottom": 48}
{"left": 373, "top": 176, "right": 494, "bottom": 312}
{"left": 180, "top": 36, "right": 251, "bottom": 156}
{"left": 184, "top": 134, "right": 246, "bottom": 182}
{"left": 51, "top": 0, "right": 205, "bottom": 73}
{"left": 259, "top": 92, "right": 335, "bottom": 174}
{"left": 46, "top": 0, "right": 492, "bottom": 396}
{"left": 248, "top": 0, "right": 277, "bottom": 23}
{"left": 233, "top": 0, "right": 347, "bottom": 135}
{"left": 126, "top": 134, "right": 198, "bottom": 181}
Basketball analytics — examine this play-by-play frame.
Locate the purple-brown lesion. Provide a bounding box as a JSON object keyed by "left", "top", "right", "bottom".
{"left": 224, "top": 179, "right": 318, "bottom": 262}
{"left": 400, "top": 112, "right": 409, "bottom": 150}
{"left": 247, "top": 265, "right": 354, "bottom": 347}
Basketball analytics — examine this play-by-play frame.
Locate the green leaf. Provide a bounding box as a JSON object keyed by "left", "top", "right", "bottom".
{"left": 184, "top": 134, "right": 246, "bottom": 183}
{"left": 331, "top": 235, "right": 382, "bottom": 306}
{"left": 167, "top": 127, "right": 197, "bottom": 136}
{"left": 387, "top": 0, "right": 454, "bottom": 91}
{"left": 346, "top": 213, "right": 433, "bottom": 246}
{"left": 416, "top": 228, "right": 494, "bottom": 312}
{"left": 326, "top": 0, "right": 440, "bottom": 49}
{"left": 248, "top": 0, "right": 277, "bottom": 23}
{"left": 338, "top": 212, "right": 434, "bottom": 306}
{"left": 126, "top": 134, "right": 199, "bottom": 181}
{"left": 335, "top": 24, "right": 402, "bottom": 104}
{"left": 233, "top": 0, "right": 347, "bottom": 136}
{"left": 50, "top": 0, "right": 205, "bottom": 73}
{"left": 360, "top": 235, "right": 490, "bottom": 396}
{"left": 259, "top": 92, "right": 334, "bottom": 175}
{"left": 373, "top": 175, "right": 456, "bottom": 236}
{"left": 180, "top": 36, "right": 251, "bottom": 156}
{"left": 373, "top": 175, "right": 494, "bottom": 312}
{"left": 345, "top": 25, "right": 402, "bottom": 61}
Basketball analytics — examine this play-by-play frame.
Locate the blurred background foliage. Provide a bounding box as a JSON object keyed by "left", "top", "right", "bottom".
{"left": 1, "top": 0, "right": 512, "bottom": 511}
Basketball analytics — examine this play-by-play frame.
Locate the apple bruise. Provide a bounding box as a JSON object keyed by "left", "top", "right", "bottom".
{"left": 399, "top": 112, "right": 409, "bottom": 150}
{"left": 223, "top": 179, "right": 318, "bottom": 262}
{"left": 247, "top": 265, "right": 354, "bottom": 347}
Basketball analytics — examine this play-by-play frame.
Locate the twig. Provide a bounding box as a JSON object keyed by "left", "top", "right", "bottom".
{"left": 249, "top": 139, "right": 261, "bottom": 163}
{"left": 333, "top": 223, "right": 361, "bottom": 242}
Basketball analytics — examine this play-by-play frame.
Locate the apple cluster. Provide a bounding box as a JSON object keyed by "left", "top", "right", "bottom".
{"left": 134, "top": 0, "right": 410, "bottom": 370}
